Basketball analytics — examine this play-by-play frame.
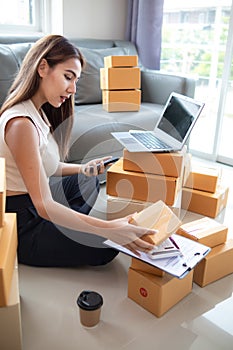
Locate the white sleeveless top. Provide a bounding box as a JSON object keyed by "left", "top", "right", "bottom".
{"left": 0, "top": 99, "right": 60, "bottom": 192}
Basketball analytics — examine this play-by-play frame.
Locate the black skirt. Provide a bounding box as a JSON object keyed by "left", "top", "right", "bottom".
{"left": 6, "top": 174, "right": 118, "bottom": 267}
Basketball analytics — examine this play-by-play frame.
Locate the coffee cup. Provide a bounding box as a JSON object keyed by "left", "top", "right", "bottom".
{"left": 77, "top": 290, "right": 103, "bottom": 327}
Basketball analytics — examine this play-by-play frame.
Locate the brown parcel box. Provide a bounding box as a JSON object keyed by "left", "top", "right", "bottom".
{"left": 182, "top": 152, "right": 192, "bottom": 186}
{"left": 106, "top": 158, "right": 182, "bottom": 206}
{"left": 193, "top": 239, "right": 233, "bottom": 287}
{"left": 0, "top": 213, "right": 18, "bottom": 307}
{"left": 102, "top": 89, "right": 141, "bottom": 112}
{"left": 104, "top": 55, "right": 138, "bottom": 68}
{"left": 123, "top": 149, "right": 184, "bottom": 177}
{"left": 106, "top": 195, "right": 181, "bottom": 220}
{"left": 131, "top": 258, "right": 165, "bottom": 277}
{"left": 181, "top": 185, "right": 229, "bottom": 218}
{"left": 128, "top": 267, "right": 193, "bottom": 317}
{"left": 0, "top": 266, "right": 23, "bottom": 350}
{"left": 176, "top": 217, "right": 228, "bottom": 248}
{"left": 0, "top": 157, "right": 6, "bottom": 228}
{"left": 100, "top": 67, "right": 140, "bottom": 90}
{"left": 184, "top": 164, "right": 220, "bottom": 193}
{"left": 129, "top": 200, "right": 181, "bottom": 246}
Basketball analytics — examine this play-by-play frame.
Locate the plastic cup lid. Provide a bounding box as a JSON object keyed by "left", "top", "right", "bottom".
{"left": 77, "top": 290, "right": 103, "bottom": 311}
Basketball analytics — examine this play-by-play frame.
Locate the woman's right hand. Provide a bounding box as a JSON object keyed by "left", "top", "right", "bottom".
{"left": 105, "top": 214, "right": 158, "bottom": 256}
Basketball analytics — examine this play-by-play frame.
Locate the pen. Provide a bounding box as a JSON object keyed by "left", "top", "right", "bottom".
{"left": 169, "top": 236, "right": 180, "bottom": 250}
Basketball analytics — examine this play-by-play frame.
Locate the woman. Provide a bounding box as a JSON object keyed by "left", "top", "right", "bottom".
{"left": 0, "top": 35, "right": 156, "bottom": 267}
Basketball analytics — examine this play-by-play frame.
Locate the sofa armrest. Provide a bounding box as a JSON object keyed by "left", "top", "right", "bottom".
{"left": 141, "top": 69, "right": 196, "bottom": 104}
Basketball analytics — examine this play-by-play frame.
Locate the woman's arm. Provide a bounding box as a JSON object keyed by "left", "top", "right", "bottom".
{"left": 5, "top": 117, "right": 157, "bottom": 255}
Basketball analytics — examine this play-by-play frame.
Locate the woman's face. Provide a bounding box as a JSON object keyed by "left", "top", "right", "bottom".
{"left": 38, "top": 57, "right": 82, "bottom": 108}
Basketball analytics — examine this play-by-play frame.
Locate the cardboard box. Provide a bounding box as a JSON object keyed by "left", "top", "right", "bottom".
{"left": 181, "top": 185, "right": 229, "bottom": 218}
{"left": 123, "top": 149, "right": 184, "bottom": 177}
{"left": 100, "top": 67, "right": 140, "bottom": 90}
{"left": 130, "top": 258, "right": 165, "bottom": 277}
{"left": 182, "top": 153, "right": 192, "bottom": 186}
{"left": 102, "top": 89, "right": 141, "bottom": 112}
{"left": 0, "top": 266, "right": 23, "bottom": 350}
{"left": 104, "top": 55, "right": 138, "bottom": 68}
{"left": 107, "top": 195, "right": 181, "bottom": 220}
{"left": 0, "top": 213, "right": 18, "bottom": 307}
{"left": 184, "top": 164, "right": 220, "bottom": 193}
{"left": 107, "top": 196, "right": 153, "bottom": 220}
{"left": 129, "top": 200, "right": 181, "bottom": 246}
{"left": 128, "top": 267, "right": 193, "bottom": 317}
{"left": 193, "top": 239, "right": 233, "bottom": 287}
{"left": 106, "top": 158, "right": 181, "bottom": 206}
{"left": 0, "top": 157, "right": 6, "bottom": 227}
{"left": 176, "top": 217, "right": 228, "bottom": 248}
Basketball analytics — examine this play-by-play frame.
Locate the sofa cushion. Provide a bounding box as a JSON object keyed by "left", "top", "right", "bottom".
{"left": 0, "top": 43, "right": 33, "bottom": 106}
{"left": 75, "top": 47, "right": 129, "bottom": 105}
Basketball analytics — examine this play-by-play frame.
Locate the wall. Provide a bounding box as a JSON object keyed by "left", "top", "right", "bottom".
{"left": 62, "top": 0, "right": 128, "bottom": 39}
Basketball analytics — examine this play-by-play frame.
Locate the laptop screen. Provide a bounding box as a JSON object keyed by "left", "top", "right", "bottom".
{"left": 157, "top": 94, "right": 203, "bottom": 142}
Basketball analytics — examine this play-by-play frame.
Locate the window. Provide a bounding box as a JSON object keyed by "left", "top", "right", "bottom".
{"left": 0, "top": 0, "right": 44, "bottom": 33}
{"left": 161, "top": 0, "right": 233, "bottom": 166}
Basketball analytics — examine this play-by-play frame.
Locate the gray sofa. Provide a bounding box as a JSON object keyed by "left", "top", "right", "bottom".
{"left": 0, "top": 35, "right": 196, "bottom": 167}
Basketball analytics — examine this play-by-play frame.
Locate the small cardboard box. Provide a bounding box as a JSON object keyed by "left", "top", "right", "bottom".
{"left": 104, "top": 55, "right": 138, "bottom": 68}
{"left": 193, "top": 239, "right": 233, "bottom": 287}
{"left": 129, "top": 200, "right": 181, "bottom": 246}
{"left": 107, "top": 196, "right": 153, "bottom": 220}
{"left": 130, "top": 258, "right": 165, "bottom": 277}
{"left": 106, "top": 195, "right": 181, "bottom": 220}
{"left": 181, "top": 185, "right": 229, "bottom": 218}
{"left": 184, "top": 164, "right": 220, "bottom": 193}
{"left": 0, "top": 265, "right": 23, "bottom": 350}
{"left": 182, "top": 153, "right": 192, "bottom": 186}
{"left": 0, "top": 213, "right": 18, "bottom": 307}
{"left": 128, "top": 267, "right": 193, "bottom": 317}
{"left": 102, "top": 89, "right": 141, "bottom": 112}
{"left": 106, "top": 158, "right": 181, "bottom": 206}
{"left": 123, "top": 149, "right": 184, "bottom": 177}
{"left": 0, "top": 157, "right": 6, "bottom": 228}
{"left": 100, "top": 67, "right": 140, "bottom": 90}
{"left": 176, "top": 217, "right": 228, "bottom": 248}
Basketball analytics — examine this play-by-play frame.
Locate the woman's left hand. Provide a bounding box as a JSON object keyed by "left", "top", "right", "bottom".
{"left": 81, "top": 156, "right": 113, "bottom": 176}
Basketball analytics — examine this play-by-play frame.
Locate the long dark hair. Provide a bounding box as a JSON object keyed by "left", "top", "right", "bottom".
{"left": 0, "top": 35, "right": 85, "bottom": 160}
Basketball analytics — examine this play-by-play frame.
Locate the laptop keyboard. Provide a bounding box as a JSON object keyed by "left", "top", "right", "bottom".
{"left": 131, "top": 132, "right": 171, "bottom": 150}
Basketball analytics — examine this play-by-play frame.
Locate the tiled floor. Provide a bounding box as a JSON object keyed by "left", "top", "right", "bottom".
{"left": 18, "top": 159, "right": 233, "bottom": 350}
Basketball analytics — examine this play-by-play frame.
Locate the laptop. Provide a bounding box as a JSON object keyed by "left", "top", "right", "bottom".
{"left": 111, "top": 92, "right": 205, "bottom": 152}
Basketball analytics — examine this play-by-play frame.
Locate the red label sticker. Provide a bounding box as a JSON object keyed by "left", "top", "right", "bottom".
{"left": 140, "top": 287, "right": 148, "bottom": 297}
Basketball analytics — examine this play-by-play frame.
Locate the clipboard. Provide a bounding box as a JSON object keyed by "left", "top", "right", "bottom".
{"left": 104, "top": 234, "right": 211, "bottom": 279}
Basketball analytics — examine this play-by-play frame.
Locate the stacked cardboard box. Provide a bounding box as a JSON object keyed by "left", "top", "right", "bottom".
{"left": 126, "top": 202, "right": 192, "bottom": 318}
{"left": 0, "top": 157, "right": 22, "bottom": 349}
{"left": 100, "top": 55, "right": 141, "bottom": 112}
{"left": 181, "top": 162, "right": 229, "bottom": 218}
{"left": 106, "top": 148, "right": 187, "bottom": 219}
{"left": 128, "top": 265, "right": 193, "bottom": 318}
{"left": 0, "top": 212, "right": 18, "bottom": 307}
{"left": 0, "top": 265, "right": 22, "bottom": 350}
{"left": 176, "top": 217, "right": 233, "bottom": 287}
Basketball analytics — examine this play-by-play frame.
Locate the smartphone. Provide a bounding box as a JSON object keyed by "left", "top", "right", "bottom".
{"left": 88, "top": 157, "right": 119, "bottom": 174}
{"left": 97, "top": 156, "right": 119, "bottom": 172}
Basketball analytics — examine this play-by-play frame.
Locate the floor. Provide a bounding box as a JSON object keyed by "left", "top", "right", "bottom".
{"left": 18, "top": 158, "right": 233, "bottom": 350}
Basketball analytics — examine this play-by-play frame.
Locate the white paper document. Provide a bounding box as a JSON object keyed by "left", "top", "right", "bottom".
{"left": 104, "top": 234, "right": 211, "bottom": 279}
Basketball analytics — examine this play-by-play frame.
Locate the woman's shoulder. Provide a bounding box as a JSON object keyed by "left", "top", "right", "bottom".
{"left": 3, "top": 100, "right": 32, "bottom": 115}
{"left": 1, "top": 100, "right": 43, "bottom": 128}
{"left": 1, "top": 100, "right": 31, "bottom": 119}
